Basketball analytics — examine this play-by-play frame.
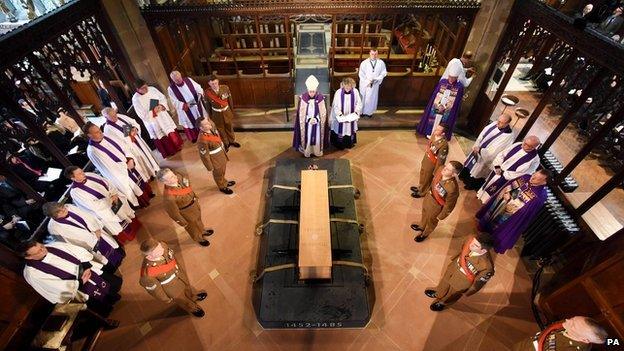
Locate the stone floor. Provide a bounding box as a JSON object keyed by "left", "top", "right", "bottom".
{"left": 95, "top": 130, "right": 538, "bottom": 351}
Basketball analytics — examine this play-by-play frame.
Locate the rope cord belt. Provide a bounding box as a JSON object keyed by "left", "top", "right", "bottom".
{"left": 252, "top": 261, "right": 369, "bottom": 283}
{"left": 328, "top": 184, "right": 355, "bottom": 190}
{"left": 269, "top": 184, "right": 355, "bottom": 192}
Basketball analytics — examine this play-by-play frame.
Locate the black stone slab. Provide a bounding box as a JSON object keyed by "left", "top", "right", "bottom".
{"left": 253, "top": 158, "right": 372, "bottom": 329}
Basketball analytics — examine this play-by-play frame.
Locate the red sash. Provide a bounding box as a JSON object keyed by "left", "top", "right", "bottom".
{"left": 431, "top": 171, "right": 446, "bottom": 206}
{"left": 426, "top": 139, "right": 437, "bottom": 163}
{"left": 205, "top": 88, "right": 229, "bottom": 109}
{"left": 142, "top": 258, "right": 178, "bottom": 277}
{"left": 165, "top": 186, "right": 193, "bottom": 197}
{"left": 537, "top": 322, "right": 564, "bottom": 351}
{"left": 458, "top": 237, "right": 476, "bottom": 283}
{"left": 199, "top": 133, "right": 222, "bottom": 144}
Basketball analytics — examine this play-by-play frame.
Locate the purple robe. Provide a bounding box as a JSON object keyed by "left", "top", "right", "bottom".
{"left": 292, "top": 93, "right": 329, "bottom": 151}
{"left": 416, "top": 78, "right": 464, "bottom": 140}
{"left": 476, "top": 174, "right": 547, "bottom": 254}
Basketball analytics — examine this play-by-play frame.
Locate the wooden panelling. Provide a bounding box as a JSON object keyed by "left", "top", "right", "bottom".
{"left": 195, "top": 75, "right": 294, "bottom": 108}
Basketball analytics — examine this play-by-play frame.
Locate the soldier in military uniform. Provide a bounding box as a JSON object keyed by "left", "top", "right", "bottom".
{"left": 425, "top": 232, "right": 495, "bottom": 311}
{"left": 411, "top": 123, "right": 449, "bottom": 198}
{"left": 196, "top": 117, "right": 236, "bottom": 195}
{"left": 411, "top": 160, "right": 462, "bottom": 242}
{"left": 139, "top": 239, "right": 207, "bottom": 317}
{"left": 156, "top": 168, "right": 214, "bottom": 247}
{"left": 513, "top": 316, "right": 607, "bottom": 351}
{"left": 205, "top": 75, "right": 240, "bottom": 149}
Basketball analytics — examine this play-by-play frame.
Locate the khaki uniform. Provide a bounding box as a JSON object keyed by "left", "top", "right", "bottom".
{"left": 418, "top": 136, "right": 449, "bottom": 194}
{"left": 205, "top": 85, "right": 236, "bottom": 147}
{"left": 162, "top": 173, "right": 206, "bottom": 243}
{"left": 196, "top": 122, "right": 229, "bottom": 189}
{"left": 512, "top": 329, "right": 591, "bottom": 351}
{"left": 428, "top": 243, "right": 494, "bottom": 306}
{"left": 139, "top": 242, "right": 204, "bottom": 314}
{"left": 420, "top": 169, "right": 459, "bottom": 238}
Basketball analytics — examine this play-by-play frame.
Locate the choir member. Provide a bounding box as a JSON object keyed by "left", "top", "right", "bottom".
{"left": 293, "top": 75, "right": 329, "bottom": 158}
{"left": 476, "top": 169, "right": 549, "bottom": 254}
{"left": 43, "top": 202, "right": 125, "bottom": 272}
{"left": 358, "top": 48, "right": 387, "bottom": 118}
{"left": 460, "top": 113, "right": 514, "bottom": 190}
{"left": 477, "top": 135, "right": 541, "bottom": 203}
{"left": 55, "top": 107, "right": 81, "bottom": 134}
{"left": 22, "top": 240, "right": 122, "bottom": 316}
{"left": 168, "top": 71, "right": 204, "bottom": 143}
{"left": 102, "top": 107, "right": 160, "bottom": 182}
{"left": 84, "top": 122, "right": 143, "bottom": 207}
{"left": 65, "top": 166, "right": 139, "bottom": 244}
{"left": 425, "top": 232, "right": 494, "bottom": 311}
{"left": 513, "top": 316, "right": 607, "bottom": 351}
{"left": 205, "top": 75, "right": 240, "bottom": 149}
{"left": 441, "top": 51, "right": 476, "bottom": 88}
{"left": 329, "top": 77, "right": 362, "bottom": 150}
{"left": 131, "top": 79, "right": 183, "bottom": 158}
{"left": 196, "top": 117, "right": 235, "bottom": 194}
{"left": 417, "top": 64, "right": 464, "bottom": 140}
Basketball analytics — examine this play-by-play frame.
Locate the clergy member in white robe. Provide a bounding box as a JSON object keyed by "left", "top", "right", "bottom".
{"left": 292, "top": 75, "right": 328, "bottom": 158}
{"left": 167, "top": 71, "right": 204, "bottom": 143}
{"left": 22, "top": 240, "right": 122, "bottom": 316}
{"left": 358, "top": 48, "right": 387, "bottom": 117}
{"left": 84, "top": 122, "right": 143, "bottom": 207}
{"left": 43, "top": 202, "right": 124, "bottom": 271}
{"left": 330, "top": 77, "right": 362, "bottom": 150}
{"left": 102, "top": 107, "right": 160, "bottom": 182}
{"left": 477, "top": 135, "right": 541, "bottom": 203}
{"left": 460, "top": 113, "right": 515, "bottom": 190}
{"left": 132, "top": 79, "right": 183, "bottom": 158}
{"left": 65, "top": 166, "right": 139, "bottom": 245}
{"left": 441, "top": 51, "right": 476, "bottom": 88}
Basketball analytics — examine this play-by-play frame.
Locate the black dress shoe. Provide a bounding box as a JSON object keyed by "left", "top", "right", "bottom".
{"left": 411, "top": 192, "right": 423, "bottom": 198}
{"left": 414, "top": 235, "right": 426, "bottom": 243}
{"left": 192, "top": 308, "right": 206, "bottom": 318}
{"left": 424, "top": 289, "right": 437, "bottom": 298}
{"left": 219, "top": 187, "right": 233, "bottom": 194}
{"left": 203, "top": 229, "right": 214, "bottom": 237}
{"left": 227, "top": 180, "right": 236, "bottom": 187}
{"left": 196, "top": 292, "right": 207, "bottom": 301}
{"left": 430, "top": 302, "right": 445, "bottom": 312}
{"left": 410, "top": 224, "right": 422, "bottom": 232}
{"left": 410, "top": 186, "right": 419, "bottom": 193}
{"left": 230, "top": 142, "right": 241, "bottom": 148}
{"left": 199, "top": 240, "right": 210, "bottom": 247}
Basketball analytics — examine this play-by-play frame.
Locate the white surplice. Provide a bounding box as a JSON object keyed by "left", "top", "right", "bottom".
{"left": 132, "top": 86, "right": 178, "bottom": 139}
{"left": 47, "top": 204, "right": 119, "bottom": 266}
{"left": 103, "top": 114, "right": 160, "bottom": 181}
{"left": 87, "top": 137, "right": 142, "bottom": 206}
{"left": 23, "top": 241, "right": 103, "bottom": 304}
{"left": 167, "top": 78, "right": 206, "bottom": 129}
{"left": 477, "top": 142, "right": 540, "bottom": 202}
{"left": 358, "top": 58, "right": 387, "bottom": 115}
{"left": 69, "top": 172, "right": 135, "bottom": 236}
{"left": 330, "top": 88, "right": 363, "bottom": 137}
{"left": 469, "top": 122, "right": 515, "bottom": 179}
{"left": 441, "top": 57, "right": 474, "bottom": 87}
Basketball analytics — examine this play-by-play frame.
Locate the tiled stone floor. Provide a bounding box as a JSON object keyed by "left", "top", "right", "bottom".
{"left": 95, "top": 130, "right": 537, "bottom": 351}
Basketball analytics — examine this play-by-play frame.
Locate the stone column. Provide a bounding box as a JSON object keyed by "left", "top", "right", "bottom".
{"left": 459, "top": 0, "right": 516, "bottom": 129}
{"left": 100, "top": 0, "right": 170, "bottom": 93}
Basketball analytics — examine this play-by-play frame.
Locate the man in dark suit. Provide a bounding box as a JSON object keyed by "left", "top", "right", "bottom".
{"left": 599, "top": 7, "right": 624, "bottom": 35}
